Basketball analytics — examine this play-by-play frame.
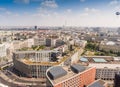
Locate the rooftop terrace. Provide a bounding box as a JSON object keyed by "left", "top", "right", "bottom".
{"left": 17, "top": 47, "right": 80, "bottom": 66}
{"left": 18, "top": 45, "right": 51, "bottom": 51}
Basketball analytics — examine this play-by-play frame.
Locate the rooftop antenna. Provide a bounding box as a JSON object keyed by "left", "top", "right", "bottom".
{"left": 63, "top": 20, "right": 67, "bottom": 30}
{"left": 65, "top": 20, "right": 67, "bottom": 27}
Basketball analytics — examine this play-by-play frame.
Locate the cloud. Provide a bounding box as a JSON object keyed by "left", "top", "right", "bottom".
{"left": 6, "top": 11, "right": 12, "bottom": 15}
{"left": 66, "top": 9, "right": 72, "bottom": 13}
{"left": 37, "top": 7, "right": 50, "bottom": 16}
{"left": 109, "top": 0, "right": 120, "bottom": 11}
{"left": 80, "top": 0, "right": 86, "bottom": 2}
{"left": 14, "top": 13, "right": 20, "bottom": 17}
{"left": 41, "top": 0, "right": 58, "bottom": 8}
{"left": 78, "top": 7, "right": 100, "bottom": 17}
{"left": 13, "top": 0, "right": 58, "bottom": 17}
{"left": 115, "top": 6, "right": 120, "bottom": 10}
{"left": 109, "top": 0, "right": 119, "bottom": 5}
{"left": 1, "top": 9, "right": 20, "bottom": 17}
{"left": 35, "top": 0, "right": 58, "bottom": 16}
{"left": 0, "top": 7, "right": 15, "bottom": 16}
{"left": 84, "top": 7, "right": 100, "bottom": 13}
{"left": 14, "top": 0, "right": 30, "bottom": 4}
{"left": 80, "top": 13, "right": 89, "bottom": 16}
{"left": 0, "top": 10, "right": 120, "bottom": 27}
{"left": 80, "top": 0, "right": 85, "bottom": 2}
{"left": 0, "top": 7, "right": 12, "bottom": 15}
{"left": 14, "top": 0, "right": 43, "bottom": 4}
{"left": 0, "top": 7, "right": 6, "bottom": 11}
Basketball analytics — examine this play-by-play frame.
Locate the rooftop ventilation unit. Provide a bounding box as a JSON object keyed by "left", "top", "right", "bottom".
{"left": 47, "top": 66, "right": 67, "bottom": 80}
{"left": 70, "top": 64, "right": 86, "bottom": 73}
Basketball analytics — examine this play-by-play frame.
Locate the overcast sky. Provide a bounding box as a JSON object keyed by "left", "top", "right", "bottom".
{"left": 0, "top": 0, "right": 120, "bottom": 27}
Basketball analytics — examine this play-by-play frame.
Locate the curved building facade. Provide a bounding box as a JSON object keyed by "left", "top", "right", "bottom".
{"left": 13, "top": 50, "right": 59, "bottom": 78}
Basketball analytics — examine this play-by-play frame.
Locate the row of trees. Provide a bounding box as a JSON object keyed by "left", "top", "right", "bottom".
{"left": 85, "top": 42, "right": 99, "bottom": 51}
{"left": 32, "top": 45, "right": 45, "bottom": 51}
{"left": 100, "top": 49, "right": 120, "bottom": 56}
{"left": 85, "top": 42, "right": 120, "bottom": 56}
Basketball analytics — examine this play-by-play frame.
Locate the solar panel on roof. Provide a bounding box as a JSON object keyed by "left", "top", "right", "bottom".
{"left": 70, "top": 64, "right": 86, "bottom": 73}
{"left": 47, "top": 66, "right": 67, "bottom": 80}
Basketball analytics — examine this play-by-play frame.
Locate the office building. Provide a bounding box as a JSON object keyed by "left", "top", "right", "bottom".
{"left": 34, "top": 37, "right": 46, "bottom": 46}
{"left": 13, "top": 50, "right": 59, "bottom": 78}
{"left": 89, "top": 64, "right": 120, "bottom": 81}
{"left": 46, "top": 64, "right": 96, "bottom": 87}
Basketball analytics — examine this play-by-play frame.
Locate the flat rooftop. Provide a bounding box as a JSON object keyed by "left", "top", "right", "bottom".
{"left": 20, "top": 59, "right": 58, "bottom": 66}
{"left": 14, "top": 50, "right": 58, "bottom": 54}
{"left": 80, "top": 57, "right": 88, "bottom": 62}
{"left": 80, "top": 56, "right": 120, "bottom": 64}
{"left": 17, "top": 45, "right": 53, "bottom": 51}
{"left": 17, "top": 47, "right": 79, "bottom": 66}
{"left": 87, "top": 79, "right": 106, "bottom": 87}
{"left": 93, "top": 58, "right": 107, "bottom": 63}
{"left": 88, "top": 63, "right": 120, "bottom": 69}
{"left": 47, "top": 64, "right": 91, "bottom": 85}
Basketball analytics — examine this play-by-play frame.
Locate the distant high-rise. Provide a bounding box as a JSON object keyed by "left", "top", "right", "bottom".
{"left": 114, "top": 73, "right": 120, "bottom": 87}
{"left": 34, "top": 26, "right": 37, "bottom": 30}
{"left": 93, "top": 27, "right": 100, "bottom": 33}
{"left": 117, "top": 28, "right": 120, "bottom": 34}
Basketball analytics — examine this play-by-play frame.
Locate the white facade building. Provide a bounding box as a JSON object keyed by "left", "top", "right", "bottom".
{"left": 34, "top": 38, "right": 46, "bottom": 46}
{"left": 89, "top": 63, "right": 120, "bottom": 80}
{"left": 13, "top": 50, "right": 58, "bottom": 62}
{"left": 27, "top": 38, "right": 34, "bottom": 47}
{"left": 0, "top": 44, "right": 6, "bottom": 57}
{"left": 75, "top": 40, "right": 87, "bottom": 48}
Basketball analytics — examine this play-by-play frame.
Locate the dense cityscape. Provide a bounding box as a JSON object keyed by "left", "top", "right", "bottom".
{"left": 0, "top": 26, "right": 119, "bottom": 87}
{"left": 1, "top": 0, "right": 120, "bottom": 87}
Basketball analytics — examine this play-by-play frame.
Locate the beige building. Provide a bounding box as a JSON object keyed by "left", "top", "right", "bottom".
{"left": 34, "top": 37, "right": 46, "bottom": 46}
{"left": 0, "top": 44, "right": 6, "bottom": 57}
{"left": 89, "top": 63, "right": 120, "bottom": 80}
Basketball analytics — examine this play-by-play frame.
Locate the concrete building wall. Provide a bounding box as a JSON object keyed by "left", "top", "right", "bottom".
{"left": 96, "top": 68, "right": 120, "bottom": 80}
{"left": 19, "top": 40, "right": 28, "bottom": 49}
{"left": 27, "top": 39, "right": 34, "bottom": 47}
{"left": 13, "top": 58, "right": 52, "bottom": 78}
{"left": 13, "top": 51, "right": 58, "bottom": 78}
{"left": 34, "top": 38, "right": 46, "bottom": 46}
{"left": 71, "top": 49, "right": 81, "bottom": 64}
{"left": 13, "top": 59, "right": 31, "bottom": 77}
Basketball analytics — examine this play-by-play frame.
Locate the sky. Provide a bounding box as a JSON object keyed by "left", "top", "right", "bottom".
{"left": 0, "top": 0, "right": 120, "bottom": 27}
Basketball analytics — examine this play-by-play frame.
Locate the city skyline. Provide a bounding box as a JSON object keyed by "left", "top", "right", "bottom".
{"left": 0, "top": 0, "right": 120, "bottom": 27}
